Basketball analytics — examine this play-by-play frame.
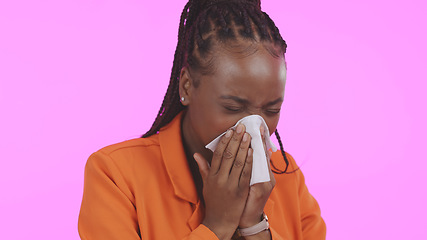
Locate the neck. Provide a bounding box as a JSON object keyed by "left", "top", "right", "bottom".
{"left": 181, "top": 111, "right": 213, "bottom": 164}
{"left": 180, "top": 111, "right": 211, "bottom": 203}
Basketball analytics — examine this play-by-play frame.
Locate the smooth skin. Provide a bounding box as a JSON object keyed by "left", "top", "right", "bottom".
{"left": 179, "top": 42, "right": 287, "bottom": 240}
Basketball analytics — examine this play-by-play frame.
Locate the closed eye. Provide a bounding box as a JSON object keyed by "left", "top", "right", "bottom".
{"left": 224, "top": 106, "right": 243, "bottom": 112}
{"left": 266, "top": 109, "right": 281, "bottom": 114}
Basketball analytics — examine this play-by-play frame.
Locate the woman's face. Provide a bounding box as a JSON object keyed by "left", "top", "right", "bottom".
{"left": 181, "top": 43, "right": 287, "bottom": 152}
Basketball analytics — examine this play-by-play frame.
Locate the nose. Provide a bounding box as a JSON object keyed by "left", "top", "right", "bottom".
{"left": 243, "top": 109, "right": 277, "bottom": 137}
{"left": 246, "top": 108, "right": 266, "bottom": 119}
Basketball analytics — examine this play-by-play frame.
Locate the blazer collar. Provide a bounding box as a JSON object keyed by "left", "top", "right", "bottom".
{"left": 158, "top": 111, "right": 199, "bottom": 205}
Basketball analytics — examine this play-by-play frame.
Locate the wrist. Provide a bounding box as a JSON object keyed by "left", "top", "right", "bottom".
{"left": 237, "top": 213, "right": 269, "bottom": 237}
{"left": 242, "top": 229, "right": 271, "bottom": 240}
{"left": 202, "top": 220, "right": 236, "bottom": 240}
{"left": 239, "top": 212, "right": 264, "bottom": 228}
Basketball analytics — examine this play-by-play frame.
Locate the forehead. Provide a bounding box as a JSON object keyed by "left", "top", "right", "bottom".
{"left": 219, "top": 45, "right": 286, "bottom": 78}
{"left": 198, "top": 43, "right": 287, "bottom": 101}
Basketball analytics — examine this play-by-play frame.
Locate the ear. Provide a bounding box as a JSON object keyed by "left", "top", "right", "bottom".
{"left": 179, "top": 67, "right": 193, "bottom": 106}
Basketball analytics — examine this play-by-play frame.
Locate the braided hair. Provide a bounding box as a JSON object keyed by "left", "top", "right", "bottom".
{"left": 143, "top": 0, "right": 293, "bottom": 174}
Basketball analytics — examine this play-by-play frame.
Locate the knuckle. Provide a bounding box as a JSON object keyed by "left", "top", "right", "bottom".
{"left": 220, "top": 137, "right": 229, "bottom": 145}
{"left": 216, "top": 178, "right": 226, "bottom": 186}
{"left": 225, "top": 186, "right": 235, "bottom": 195}
{"left": 223, "top": 150, "right": 234, "bottom": 160}
{"left": 232, "top": 133, "right": 240, "bottom": 141}
{"left": 239, "top": 180, "right": 249, "bottom": 190}
{"left": 236, "top": 190, "right": 246, "bottom": 198}
{"left": 233, "top": 160, "right": 244, "bottom": 168}
{"left": 213, "top": 150, "right": 222, "bottom": 158}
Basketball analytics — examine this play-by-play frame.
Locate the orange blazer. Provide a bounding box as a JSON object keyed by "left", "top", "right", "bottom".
{"left": 78, "top": 113, "right": 326, "bottom": 239}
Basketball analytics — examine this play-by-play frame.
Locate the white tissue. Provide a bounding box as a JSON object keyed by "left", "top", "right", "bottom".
{"left": 205, "top": 115, "right": 277, "bottom": 185}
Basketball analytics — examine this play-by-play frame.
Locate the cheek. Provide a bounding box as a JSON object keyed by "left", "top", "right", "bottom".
{"left": 204, "top": 112, "right": 244, "bottom": 141}
{"left": 188, "top": 99, "right": 240, "bottom": 144}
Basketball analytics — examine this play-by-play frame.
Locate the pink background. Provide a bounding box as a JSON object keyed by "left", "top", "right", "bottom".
{"left": 1, "top": 0, "right": 426, "bottom": 239}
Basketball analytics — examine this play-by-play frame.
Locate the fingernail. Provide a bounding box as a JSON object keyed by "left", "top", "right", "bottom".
{"left": 243, "top": 133, "right": 249, "bottom": 142}
{"left": 225, "top": 129, "right": 233, "bottom": 138}
{"left": 193, "top": 153, "right": 200, "bottom": 163}
{"left": 248, "top": 148, "right": 253, "bottom": 157}
{"left": 236, "top": 124, "right": 244, "bottom": 134}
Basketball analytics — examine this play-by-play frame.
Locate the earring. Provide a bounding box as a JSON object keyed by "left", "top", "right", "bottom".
{"left": 181, "top": 97, "right": 185, "bottom": 102}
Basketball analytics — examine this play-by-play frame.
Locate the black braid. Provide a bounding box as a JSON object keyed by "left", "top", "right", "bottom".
{"left": 142, "top": 2, "right": 190, "bottom": 137}
{"left": 274, "top": 129, "right": 299, "bottom": 174}
{"left": 143, "top": 0, "right": 294, "bottom": 174}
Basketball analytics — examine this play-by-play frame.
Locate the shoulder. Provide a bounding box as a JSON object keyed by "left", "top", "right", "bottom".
{"left": 271, "top": 150, "right": 300, "bottom": 174}
{"left": 85, "top": 135, "right": 163, "bottom": 174}
{"left": 98, "top": 135, "right": 160, "bottom": 156}
{"left": 270, "top": 150, "right": 306, "bottom": 190}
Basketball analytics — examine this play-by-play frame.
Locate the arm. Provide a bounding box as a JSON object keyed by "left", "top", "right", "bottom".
{"left": 290, "top": 154, "right": 326, "bottom": 240}
{"left": 78, "top": 151, "right": 219, "bottom": 240}
{"left": 249, "top": 153, "right": 325, "bottom": 240}
{"left": 78, "top": 151, "right": 140, "bottom": 239}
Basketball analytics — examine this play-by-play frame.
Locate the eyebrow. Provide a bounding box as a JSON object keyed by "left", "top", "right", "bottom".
{"left": 265, "top": 97, "right": 283, "bottom": 106}
{"left": 219, "top": 95, "right": 283, "bottom": 106}
{"left": 219, "top": 95, "right": 249, "bottom": 104}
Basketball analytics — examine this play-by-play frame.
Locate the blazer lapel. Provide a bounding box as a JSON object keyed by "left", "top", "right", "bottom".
{"left": 187, "top": 200, "right": 205, "bottom": 231}
{"left": 159, "top": 112, "right": 198, "bottom": 205}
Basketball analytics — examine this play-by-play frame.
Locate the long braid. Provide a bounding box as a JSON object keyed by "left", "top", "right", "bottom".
{"left": 143, "top": 0, "right": 294, "bottom": 173}
{"left": 274, "top": 129, "right": 288, "bottom": 174}
{"left": 142, "top": 3, "right": 191, "bottom": 137}
{"left": 262, "top": 11, "right": 287, "bottom": 53}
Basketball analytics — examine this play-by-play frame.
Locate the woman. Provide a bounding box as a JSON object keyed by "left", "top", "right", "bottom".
{"left": 78, "top": 0, "right": 326, "bottom": 239}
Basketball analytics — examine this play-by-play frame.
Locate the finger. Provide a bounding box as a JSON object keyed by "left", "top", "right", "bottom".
{"left": 267, "top": 151, "right": 276, "bottom": 186}
{"left": 229, "top": 132, "right": 251, "bottom": 183}
{"left": 239, "top": 148, "right": 253, "bottom": 188}
{"left": 260, "top": 125, "right": 265, "bottom": 139}
{"left": 194, "top": 153, "right": 210, "bottom": 181}
{"left": 217, "top": 124, "right": 246, "bottom": 179}
{"left": 267, "top": 149, "right": 272, "bottom": 164}
{"left": 260, "top": 125, "right": 269, "bottom": 157}
{"left": 210, "top": 129, "right": 233, "bottom": 175}
{"left": 269, "top": 166, "right": 276, "bottom": 187}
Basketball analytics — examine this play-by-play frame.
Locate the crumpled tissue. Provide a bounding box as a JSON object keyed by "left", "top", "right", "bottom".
{"left": 205, "top": 115, "right": 277, "bottom": 185}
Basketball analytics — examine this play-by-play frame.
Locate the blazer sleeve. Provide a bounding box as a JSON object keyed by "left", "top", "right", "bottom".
{"left": 78, "top": 151, "right": 141, "bottom": 239}
{"left": 78, "top": 151, "right": 219, "bottom": 240}
{"left": 291, "top": 154, "right": 327, "bottom": 240}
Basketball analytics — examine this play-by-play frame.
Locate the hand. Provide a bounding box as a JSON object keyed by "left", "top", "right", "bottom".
{"left": 194, "top": 124, "right": 253, "bottom": 240}
{"left": 238, "top": 125, "right": 276, "bottom": 228}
